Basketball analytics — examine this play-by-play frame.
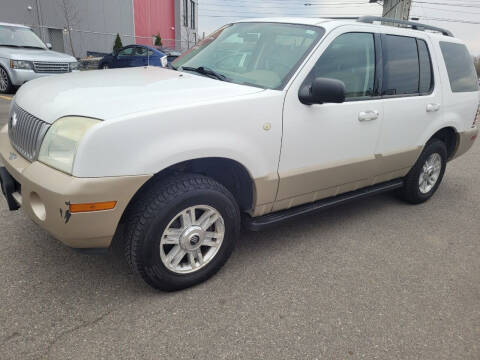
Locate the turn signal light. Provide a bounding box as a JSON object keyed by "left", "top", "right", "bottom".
{"left": 69, "top": 201, "right": 117, "bottom": 213}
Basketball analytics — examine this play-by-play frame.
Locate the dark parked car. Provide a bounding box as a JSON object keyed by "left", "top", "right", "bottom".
{"left": 98, "top": 45, "right": 167, "bottom": 69}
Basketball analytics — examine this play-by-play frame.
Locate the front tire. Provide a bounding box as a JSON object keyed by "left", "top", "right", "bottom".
{"left": 0, "top": 67, "right": 13, "bottom": 94}
{"left": 400, "top": 139, "right": 447, "bottom": 204}
{"left": 124, "top": 174, "right": 240, "bottom": 291}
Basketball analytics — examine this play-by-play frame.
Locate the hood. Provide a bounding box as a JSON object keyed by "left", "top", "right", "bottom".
{"left": 0, "top": 47, "right": 76, "bottom": 62}
{"left": 14, "top": 67, "right": 264, "bottom": 123}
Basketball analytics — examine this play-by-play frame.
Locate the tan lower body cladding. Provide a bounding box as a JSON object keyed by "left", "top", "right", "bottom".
{"left": 0, "top": 131, "right": 152, "bottom": 248}
{"left": 252, "top": 147, "right": 423, "bottom": 216}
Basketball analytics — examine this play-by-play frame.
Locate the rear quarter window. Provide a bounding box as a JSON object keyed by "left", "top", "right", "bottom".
{"left": 440, "top": 42, "right": 479, "bottom": 93}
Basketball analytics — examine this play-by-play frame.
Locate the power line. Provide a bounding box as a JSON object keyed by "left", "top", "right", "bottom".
{"left": 412, "top": 16, "right": 480, "bottom": 24}
{"left": 412, "top": 1, "right": 480, "bottom": 7}
{"left": 412, "top": 4, "right": 480, "bottom": 13}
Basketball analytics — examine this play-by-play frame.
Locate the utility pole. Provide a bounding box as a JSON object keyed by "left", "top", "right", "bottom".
{"left": 382, "top": 0, "right": 412, "bottom": 20}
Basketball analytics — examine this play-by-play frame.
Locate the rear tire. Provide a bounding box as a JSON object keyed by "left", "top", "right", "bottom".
{"left": 123, "top": 173, "right": 240, "bottom": 291}
{"left": 400, "top": 139, "right": 447, "bottom": 204}
{"left": 0, "top": 67, "right": 13, "bottom": 94}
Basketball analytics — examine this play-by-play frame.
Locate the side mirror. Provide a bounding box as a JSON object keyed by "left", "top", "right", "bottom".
{"left": 299, "top": 77, "right": 346, "bottom": 105}
{"left": 46, "top": 42, "right": 52, "bottom": 49}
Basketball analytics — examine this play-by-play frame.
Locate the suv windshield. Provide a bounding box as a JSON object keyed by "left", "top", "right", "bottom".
{"left": 0, "top": 25, "right": 47, "bottom": 49}
{"left": 173, "top": 22, "right": 324, "bottom": 89}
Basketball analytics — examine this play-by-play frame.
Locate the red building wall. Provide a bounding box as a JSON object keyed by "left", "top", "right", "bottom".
{"left": 133, "top": 0, "right": 175, "bottom": 47}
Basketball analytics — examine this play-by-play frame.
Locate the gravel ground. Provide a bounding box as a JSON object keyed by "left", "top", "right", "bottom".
{"left": 0, "top": 97, "right": 479, "bottom": 359}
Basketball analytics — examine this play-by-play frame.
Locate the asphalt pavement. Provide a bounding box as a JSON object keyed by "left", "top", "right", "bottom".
{"left": 0, "top": 96, "right": 479, "bottom": 359}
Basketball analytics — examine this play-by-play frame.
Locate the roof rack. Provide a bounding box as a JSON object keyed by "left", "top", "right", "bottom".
{"left": 357, "top": 16, "right": 454, "bottom": 37}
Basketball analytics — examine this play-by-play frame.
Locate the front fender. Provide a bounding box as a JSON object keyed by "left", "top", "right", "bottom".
{"left": 74, "top": 90, "right": 284, "bottom": 184}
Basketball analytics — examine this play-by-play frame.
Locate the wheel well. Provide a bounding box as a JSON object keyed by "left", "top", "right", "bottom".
{"left": 0, "top": 64, "right": 10, "bottom": 79}
{"left": 429, "top": 127, "right": 458, "bottom": 159}
{"left": 127, "top": 158, "right": 255, "bottom": 216}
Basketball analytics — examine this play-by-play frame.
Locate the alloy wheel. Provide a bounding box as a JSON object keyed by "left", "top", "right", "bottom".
{"left": 419, "top": 153, "right": 442, "bottom": 194}
{"left": 0, "top": 68, "right": 8, "bottom": 92}
{"left": 159, "top": 205, "right": 225, "bottom": 274}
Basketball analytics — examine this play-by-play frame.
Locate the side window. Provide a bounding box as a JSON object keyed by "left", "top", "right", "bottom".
{"left": 135, "top": 47, "right": 147, "bottom": 56}
{"left": 117, "top": 47, "right": 134, "bottom": 57}
{"left": 440, "top": 41, "right": 479, "bottom": 93}
{"left": 308, "top": 32, "right": 375, "bottom": 99}
{"left": 382, "top": 35, "right": 419, "bottom": 95}
{"left": 417, "top": 39, "right": 433, "bottom": 94}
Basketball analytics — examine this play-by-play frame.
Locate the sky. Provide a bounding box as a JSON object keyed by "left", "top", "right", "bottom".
{"left": 198, "top": 0, "right": 480, "bottom": 56}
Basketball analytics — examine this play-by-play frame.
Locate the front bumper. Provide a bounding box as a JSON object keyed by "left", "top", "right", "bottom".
{"left": 9, "top": 69, "right": 79, "bottom": 86}
{"left": 0, "top": 130, "right": 151, "bottom": 248}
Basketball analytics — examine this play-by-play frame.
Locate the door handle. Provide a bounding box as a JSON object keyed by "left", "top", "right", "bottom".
{"left": 358, "top": 110, "right": 379, "bottom": 122}
{"left": 426, "top": 103, "right": 440, "bottom": 112}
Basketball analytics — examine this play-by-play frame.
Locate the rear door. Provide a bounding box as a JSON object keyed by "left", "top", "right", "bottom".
{"left": 374, "top": 33, "right": 442, "bottom": 175}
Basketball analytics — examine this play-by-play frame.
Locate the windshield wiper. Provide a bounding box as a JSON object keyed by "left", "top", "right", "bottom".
{"left": 181, "top": 66, "right": 230, "bottom": 82}
{"left": 0, "top": 44, "right": 22, "bottom": 47}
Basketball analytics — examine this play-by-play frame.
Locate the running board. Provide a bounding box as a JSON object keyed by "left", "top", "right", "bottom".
{"left": 244, "top": 179, "right": 404, "bottom": 231}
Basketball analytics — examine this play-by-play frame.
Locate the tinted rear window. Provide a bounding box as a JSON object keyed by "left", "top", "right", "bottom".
{"left": 382, "top": 35, "right": 419, "bottom": 95}
{"left": 440, "top": 42, "right": 479, "bottom": 92}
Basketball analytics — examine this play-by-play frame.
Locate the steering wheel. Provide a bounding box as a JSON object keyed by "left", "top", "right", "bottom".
{"left": 265, "top": 58, "right": 291, "bottom": 75}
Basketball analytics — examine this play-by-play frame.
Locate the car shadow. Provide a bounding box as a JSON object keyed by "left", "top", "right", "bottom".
{"left": 7, "top": 190, "right": 407, "bottom": 301}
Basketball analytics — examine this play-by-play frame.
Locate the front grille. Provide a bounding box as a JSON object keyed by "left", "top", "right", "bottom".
{"left": 33, "top": 61, "right": 70, "bottom": 73}
{"left": 8, "top": 103, "right": 50, "bottom": 162}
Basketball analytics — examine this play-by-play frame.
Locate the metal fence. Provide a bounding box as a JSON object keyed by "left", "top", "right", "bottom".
{"left": 30, "top": 25, "right": 197, "bottom": 59}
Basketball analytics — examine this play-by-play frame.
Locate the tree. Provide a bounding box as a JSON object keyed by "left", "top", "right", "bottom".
{"left": 57, "top": 0, "right": 79, "bottom": 58}
{"left": 154, "top": 33, "right": 163, "bottom": 47}
{"left": 113, "top": 33, "right": 123, "bottom": 52}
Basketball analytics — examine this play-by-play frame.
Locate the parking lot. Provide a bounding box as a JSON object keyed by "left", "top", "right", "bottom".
{"left": 0, "top": 95, "right": 479, "bottom": 359}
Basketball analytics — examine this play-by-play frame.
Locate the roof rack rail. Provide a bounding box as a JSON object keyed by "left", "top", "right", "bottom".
{"left": 357, "top": 16, "right": 454, "bottom": 37}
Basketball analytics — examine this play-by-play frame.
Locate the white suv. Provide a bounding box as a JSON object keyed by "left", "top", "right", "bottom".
{"left": 0, "top": 17, "right": 478, "bottom": 290}
{"left": 0, "top": 22, "right": 79, "bottom": 94}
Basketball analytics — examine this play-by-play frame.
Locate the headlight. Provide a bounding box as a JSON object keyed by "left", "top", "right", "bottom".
{"left": 161, "top": 56, "right": 168, "bottom": 68}
{"left": 69, "top": 62, "right": 80, "bottom": 71}
{"left": 10, "top": 60, "right": 33, "bottom": 70}
{"left": 38, "top": 116, "right": 100, "bottom": 174}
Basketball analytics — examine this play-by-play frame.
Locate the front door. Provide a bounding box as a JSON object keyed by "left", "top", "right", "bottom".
{"left": 115, "top": 46, "right": 135, "bottom": 68}
{"left": 132, "top": 46, "right": 149, "bottom": 67}
{"left": 276, "top": 30, "right": 384, "bottom": 212}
